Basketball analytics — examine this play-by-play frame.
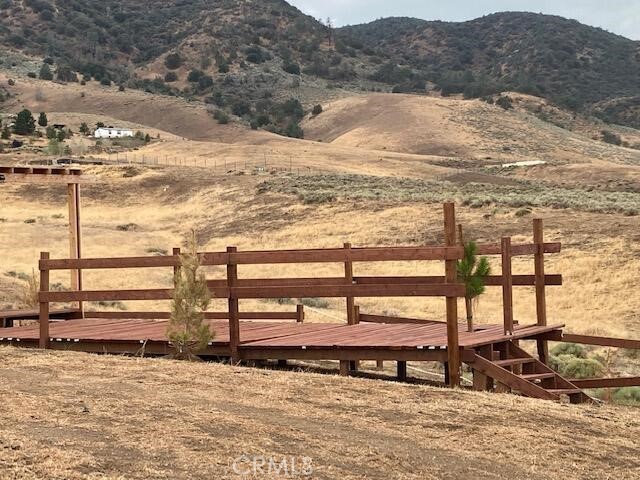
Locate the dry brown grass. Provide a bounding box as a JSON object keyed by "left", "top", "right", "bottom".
{"left": 0, "top": 166, "right": 638, "bottom": 337}
{"left": 0, "top": 346, "right": 638, "bottom": 480}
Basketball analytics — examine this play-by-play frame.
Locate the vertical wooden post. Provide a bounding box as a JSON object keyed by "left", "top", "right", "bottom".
{"left": 397, "top": 361, "right": 407, "bottom": 381}
{"left": 501, "top": 237, "right": 514, "bottom": 335}
{"left": 296, "top": 304, "right": 304, "bottom": 323}
{"left": 227, "top": 247, "right": 240, "bottom": 363}
{"left": 533, "top": 219, "right": 549, "bottom": 364}
{"left": 67, "top": 183, "right": 83, "bottom": 316}
{"left": 344, "top": 243, "right": 355, "bottom": 325}
{"left": 444, "top": 202, "right": 460, "bottom": 387}
{"left": 353, "top": 305, "right": 360, "bottom": 324}
{"left": 344, "top": 243, "right": 358, "bottom": 372}
{"left": 39, "top": 252, "right": 50, "bottom": 349}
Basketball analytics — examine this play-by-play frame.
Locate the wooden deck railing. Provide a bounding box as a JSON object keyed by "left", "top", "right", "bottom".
{"left": 36, "top": 202, "right": 564, "bottom": 387}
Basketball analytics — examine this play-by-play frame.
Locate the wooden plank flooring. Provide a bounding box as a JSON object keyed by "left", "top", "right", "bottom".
{"left": 0, "top": 318, "right": 563, "bottom": 357}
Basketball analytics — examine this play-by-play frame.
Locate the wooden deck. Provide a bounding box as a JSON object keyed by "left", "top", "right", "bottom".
{"left": 0, "top": 318, "right": 563, "bottom": 361}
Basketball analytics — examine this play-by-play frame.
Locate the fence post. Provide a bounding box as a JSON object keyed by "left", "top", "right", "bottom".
{"left": 227, "top": 246, "right": 240, "bottom": 364}
{"left": 533, "top": 219, "right": 549, "bottom": 364}
{"left": 296, "top": 304, "right": 304, "bottom": 323}
{"left": 39, "top": 252, "right": 50, "bottom": 349}
{"left": 444, "top": 202, "right": 460, "bottom": 387}
{"left": 343, "top": 242, "right": 358, "bottom": 372}
{"left": 501, "top": 237, "right": 514, "bottom": 335}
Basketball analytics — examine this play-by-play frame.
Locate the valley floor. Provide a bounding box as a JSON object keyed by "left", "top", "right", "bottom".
{"left": 0, "top": 346, "right": 638, "bottom": 480}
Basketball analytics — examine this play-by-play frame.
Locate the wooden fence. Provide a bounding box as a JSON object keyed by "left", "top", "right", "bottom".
{"left": 37, "top": 203, "right": 563, "bottom": 387}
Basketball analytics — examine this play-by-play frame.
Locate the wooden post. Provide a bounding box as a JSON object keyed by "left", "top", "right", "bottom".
{"left": 344, "top": 243, "right": 358, "bottom": 372}
{"left": 501, "top": 237, "right": 514, "bottom": 335}
{"left": 344, "top": 243, "right": 355, "bottom": 325}
{"left": 533, "top": 219, "right": 549, "bottom": 364}
{"left": 397, "top": 361, "right": 407, "bottom": 381}
{"left": 353, "top": 305, "right": 360, "bottom": 324}
{"left": 457, "top": 223, "right": 464, "bottom": 246}
{"left": 227, "top": 246, "right": 240, "bottom": 363}
{"left": 67, "top": 183, "right": 83, "bottom": 315}
{"left": 39, "top": 252, "right": 50, "bottom": 349}
{"left": 444, "top": 202, "right": 460, "bottom": 387}
{"left": 296, "top": 304, "right": 304, "bottom": 323}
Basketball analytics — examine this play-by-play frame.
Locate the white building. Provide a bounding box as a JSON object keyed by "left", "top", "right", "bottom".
{"left": 94, "top": 127, "right": 134, "bottom": 139}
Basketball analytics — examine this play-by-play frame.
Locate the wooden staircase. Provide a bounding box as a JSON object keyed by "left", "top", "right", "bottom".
{"left": 464, "top": 340, "right": 592, "bottom": 403}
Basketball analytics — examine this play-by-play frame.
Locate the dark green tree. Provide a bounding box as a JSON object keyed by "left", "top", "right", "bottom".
{"left": 39, "top": 64, "right": 53, "bottom": 80}
{"left": 13, "top": 109, "right": 36, "bottom": 135}
{"left": 457, "top": 241, "right": 491, "bottom": 332}
{"left": 79, "top": 122, "right": 90, "bottom": 135}
{"left": 38, "top": 112, "right": 48, "bottom": 127}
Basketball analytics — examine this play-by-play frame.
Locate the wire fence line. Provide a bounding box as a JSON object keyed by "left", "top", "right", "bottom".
{"left": 31, "top": 154, "right": 466, "bottom": 181}
{"left": 97, "top": 152, "right": 337, "bottom": 176}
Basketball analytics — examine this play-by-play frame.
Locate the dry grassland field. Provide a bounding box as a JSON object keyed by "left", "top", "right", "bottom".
{"left": 1, "top": 67, "right": 640, "bottom": 479}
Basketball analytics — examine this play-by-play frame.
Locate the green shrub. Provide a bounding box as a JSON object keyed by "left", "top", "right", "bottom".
{"left": 601, "top": 130, "right": 622, "bottom": 146}
{"left": 164, "top": 53, "right": 182, "bottom": 70}
{"left": 551, "top": 343, "right": 587, "bottom": 358}
{"left": 213, "top": 109, "right": 229, "bottom": 124}
{"left": 312, "top": 104, "right": 323, "bottom": 115}
{"left": 612, "top": 387, "right": 640, "bottom": 405}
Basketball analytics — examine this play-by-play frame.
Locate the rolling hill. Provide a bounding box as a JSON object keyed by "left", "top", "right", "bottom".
{"left": 1, "top": 2, "right": 639, "bottom": 130}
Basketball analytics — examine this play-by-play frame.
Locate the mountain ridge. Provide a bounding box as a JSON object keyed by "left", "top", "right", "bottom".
{"left": 1, "top": 2, "right": 639, "bottom": 129}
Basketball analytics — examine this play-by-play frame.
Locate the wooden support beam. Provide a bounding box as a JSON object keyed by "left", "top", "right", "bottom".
{"left": 296, "top": 304, "right": 304, "bottom": 323}
{"left": 533, "top": 219, "right": 549, "bottom": 364}
{"left": 38, "top": 252, "right": 50, "bottom": 349}
{"left": 339, "top": 360, "right": 350, "bottom": 376}
{"left": 472, "top": 344, "right": 493, "bottom": 391}
{"left": 501, "top": 237, "right": 514, "bottom": 335}
{"left": 227, "top": 246, "right": 240, "bottom": 363}
{"left": 397, "top": 361, "right": 407, "bottom": 381}
{"left": 569, "top": 377, "right": 640, "bottom": 389}
{"left": 444, "top": 202, "right": 460, "bottom": 388}
{"left": 561, "top": 334, "right": 640, "bottom": 350}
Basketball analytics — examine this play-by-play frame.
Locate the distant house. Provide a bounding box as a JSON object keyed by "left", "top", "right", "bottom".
{"left": 94, "top": 127, "right": 134, "bottom": 139}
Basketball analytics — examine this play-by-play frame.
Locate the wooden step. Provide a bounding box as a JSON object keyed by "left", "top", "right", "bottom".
{"left": 547, "top": 388, "right": 582, "bottom": 395}
{"left": 520, "top": 372, "right": 556, "bottom": 381}
{"left": 494, "top": 357, "right": 536, "bottom": 367}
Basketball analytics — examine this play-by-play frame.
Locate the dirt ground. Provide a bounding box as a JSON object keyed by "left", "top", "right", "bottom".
{"left": 0, "top": 346, "right": 638, "bottom": 480}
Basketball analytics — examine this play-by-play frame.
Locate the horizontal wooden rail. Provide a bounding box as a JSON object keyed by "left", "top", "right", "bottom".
{"left": 40, "top": 283, "right": 467, "bottom": 303}
{"left": 354, "top": 274, "right": 562, "bottom": 287}
{"left": 359, "top": 313, "right": 445, "bottom": 325}
{"left": 39, "top": 242, "right": 562, "bottom": 270}
{"left": 561, "top": 334, "right": 640, "bottom": 350}
{"left": 569, "top": 377, "right": 640, "bottom": 389}
{"left": 85, "top": 311, "right": 300, "bottom": 320}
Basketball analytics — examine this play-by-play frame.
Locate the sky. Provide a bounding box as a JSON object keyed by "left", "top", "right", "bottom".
{"left": 287, "top": 0, "right": 640, "bottom": 40}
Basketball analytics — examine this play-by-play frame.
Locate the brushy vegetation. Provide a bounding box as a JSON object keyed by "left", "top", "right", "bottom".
{"left": 2, "top": 4, "right": 640, "bottom": 128}
{"left": 257, "top": 174, "right": 640, "bottom": 216}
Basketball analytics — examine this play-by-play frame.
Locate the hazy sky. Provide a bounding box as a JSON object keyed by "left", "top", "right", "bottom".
{"left": 287, "top": 0, "right": 640, "bottom": 40}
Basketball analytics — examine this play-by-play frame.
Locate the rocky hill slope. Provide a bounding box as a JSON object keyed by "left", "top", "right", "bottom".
{"left": 1, "top": 2, "right": 639, "bottom": 130}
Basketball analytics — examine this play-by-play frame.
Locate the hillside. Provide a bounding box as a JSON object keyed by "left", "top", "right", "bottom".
{"left": 0, "top": 346, "right": 638, "bottom": 479}
{"left": 1, "top": 3, "right": 640, "bottom": 130}
{"left": 302, "top": 92, "right": 640, "bottom": 165}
